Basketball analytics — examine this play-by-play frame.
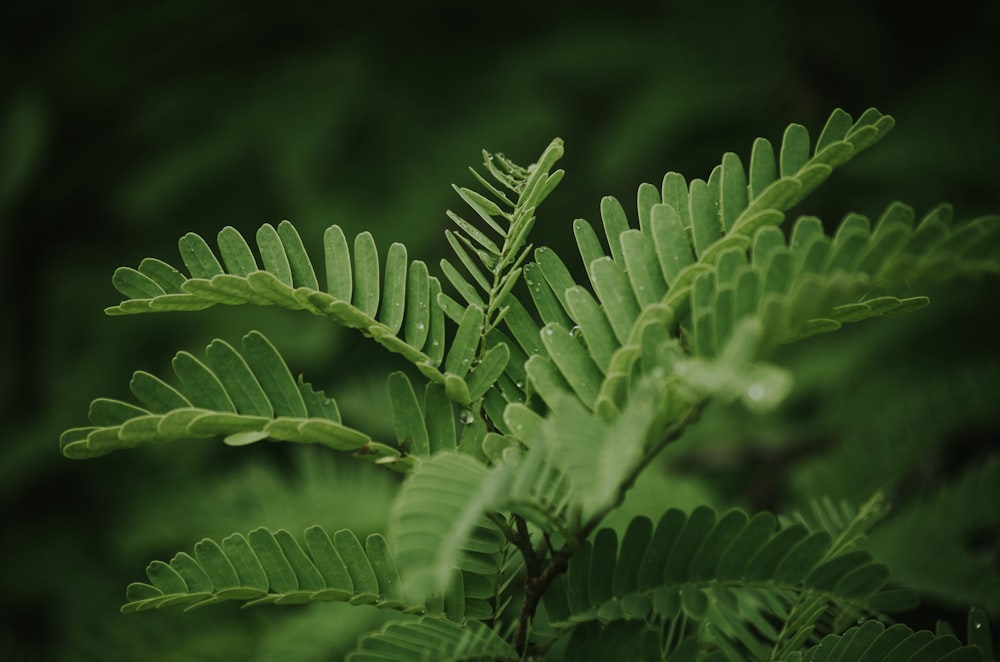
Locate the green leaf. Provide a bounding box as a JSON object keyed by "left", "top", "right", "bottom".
{"left": 404, "top": 260, "right": 431, "bottom": 349}
{"left": 219, "top": 534, "right": 270, "bottom": 593}
{"left": 324, "top": 224, "right": 353, "bottom": 301}
{"left": 440, "top": 257, "right": 485, "bottom": 308}
{"left": 651, "top": 202, "right": 695, "bottom": 286}
{"left": 445, "top": 305, "right": 484, "bottom": 378}
{"left": 622, "top": 229, "right": 667, "bottom": 307}
{"left": 661, "top": 171, "right": 690, "bottom": 229}
{"left": 535, "top": 246, "right": 578, "bottom": 315}
{"left": 424, "top": 383, "right": 456, "bottom": 454}
{"left": 465, "top": 342, "right": 510, "bottom": 402}
{"left": 275, "top": 220, "right": 319, "bottom": 290}
{"left": 574, "top": 217, "right": 608, "bottom": 287}
{"left": 205, "top": 339, "right": 273, "bottom": 417}
{"left": 600, "top": 196, "right": 630, "bottom": 264}
{"left": 388, "top": 371, "right": 429, "bottom": 457}
{"left": 748, "top": 137, "right": 777, "bottom": 200}
{"left": 256, "top": 223, "right": 293, "bottom": 286}
{"left": 780, "top": 123, "right": 810, "bottom": 177}
{"left": 138, "top": 257, "right": 187, "bottom": 293}
{"left": 690, "top": 178, "right": 721, "bottom": 257}
{"left": 353, "top": 231, "right": 380, "bottom": 318}
{"left": 274, "top": 529, "right": 326, "bottom": 594}
{"left": 392, "top": 452, "right": 506, "bottom": 598}
{"left": 242, "top": 331, "right": 307, "bottom": 418}
{"left": 663, "top": 505, "right": 716, "bottom": 584}
{"left": 217, "top": 226, "right": 258, "bottom": 276}
{"left": 303, "top": 526, "right": 353, "bottom": 596}
{"left": 590, "top": 257, "right": 640, "bottom": 343}
{"left": 179, "top": 232, "right": 224, "bottom": 278}
{"left": 247, "top": 529, "right": 299, "bottom": 595}
{"left": 445, "top": 227, "right": 492, "bottom": 292}
{"left": 365, "top": 534, "right": 404, "bottom": 606}
{"left": 129, "top": 371, "right": 191, "bottom": 413}
{"left": 193, "top": 538, "right": 240, "bottom": 591}
{"left": 815, "top": 108, "right": 854, "bottom": 153}
{"left": 524, "top": 261, "right": 572, "bottom": 329}
{"left": 112, "top": 267, "right": 166, "bottom": 299}
{"left": 334, "top": 529, "right": 380, "bottom": 601}
{"left": 539, "top": 323, "right": 602, "bottom": 406}
{"left": 348, "top": 617, "right": 517, "bottom": 661}
{"left": 378, "top": 242, "right": 408, "bottom": 334}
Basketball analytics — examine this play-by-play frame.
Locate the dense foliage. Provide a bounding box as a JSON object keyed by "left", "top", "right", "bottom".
{"left": 58, "top": 108, "right": 1000, "bottom": 660}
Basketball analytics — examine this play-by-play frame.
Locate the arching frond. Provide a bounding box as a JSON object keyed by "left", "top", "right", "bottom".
{"left": 783, "top": 492, "right": 889, "bottom": 562}
{"left": 495, "top": 109, "right": 898, "bottom": 424}
{"left": 121, "top": 526, "right": 420, "bottom": 614}
{"left": 506, "top": 114, "right": 997, "bottom": 435}
{"left": 435, "top": 139, "right": 565, "bottom": 414}
{"left": 106, "top": 221, "right": 465, "bottom": 388}
{"left": 347, "top": 616, "right": 518, "bottom": 662}
{"left": 59, "top": 330, "right": 410, "bottom": 469}
{"left": 866, "top": 456, "right": 1000, "bottom": 614}
{"left": 439, "top": 138, "right": 564, "bottom": 318}
{"left": 542, "top": 507, "right": 909, "bottom": 660}
{"left": 518, "top": 108, "right": 894, "bottom": 335}
{"left": 683, "top": 203, "right": 1000, "bottom": 355}
{"left": 781, "top": 620, "right": 985, "bottom": 662}
{"left": 390, "top": 452, "right": 510, "bottom": 619}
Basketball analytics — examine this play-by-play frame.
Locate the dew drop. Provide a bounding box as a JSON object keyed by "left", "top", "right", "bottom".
{"left": 974, "top": 621, "right": 983, "bottom": 629}
{"left": 570, "top": 325, "right": 582, "bottom": 337}
{"left": 416, "top": 322, "right": 426, "bottom": 331}
{"left": 460, "top": 410, "right": 475, "bottom": 424}
{"left": 543, "top": 327, "right": 554, "bottom": 336}
{"left": 747, "top": 384, "right": 766, "bottom": 402}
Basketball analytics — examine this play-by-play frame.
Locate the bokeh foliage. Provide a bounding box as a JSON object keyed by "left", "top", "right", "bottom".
{"left": 2, "top": 2, "right": 998, "bottom": 659}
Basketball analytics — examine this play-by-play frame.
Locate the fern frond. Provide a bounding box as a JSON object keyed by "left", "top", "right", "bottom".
{"left": 441, "top": 139, "right": 564, "bottom": 314}
{"left": 542, "top": 508, "right": 908, "bottom": 660}
{"left": 105, "top": 221, "right": 467, "bottom": 388}
{"left": 866, "top": 455, "right": 1000, "bottom": 614}
{"left": 780, "top": 620, "right": 985, "bottom": 662}
{"left": 498, "top": 109, "right": 901, "bottom": 426}
{"left": 347, "top": 616, "right": 518, "bottom": 662}
{"left": 685, "top": 203, "right": 1000, "bottom": 354}
{"left": 121, "top": 526, "right": 421, "bottom": 614}
{"left": 435, "top": 140, "right": 565, "bottom": 415}
{"left": 521, "top": 201, "right": 996, "bottom": 430}
{"left": 59, "top": 330, "right": 411, "bottom": 469}
{"left": 390, "top": 452, "right": 510, "bottom": 617}
{"left": 523, "top": 108, "right": 893, "bottom": 335}
{"left": 784, "top": 491, "right": 890, "bottom": 561}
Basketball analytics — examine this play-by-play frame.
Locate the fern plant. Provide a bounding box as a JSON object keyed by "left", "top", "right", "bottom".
{"left": 61, "top": 108, "right": 1000, "bottom": 660}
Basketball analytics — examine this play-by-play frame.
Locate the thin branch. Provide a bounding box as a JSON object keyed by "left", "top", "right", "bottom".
{"left": 511, "top": 399, "right": 706, "bottom": 655}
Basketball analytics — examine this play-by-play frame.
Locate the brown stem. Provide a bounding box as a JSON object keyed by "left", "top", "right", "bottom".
{"left": 511, "top": 401, "right": 705, "bottom": 656}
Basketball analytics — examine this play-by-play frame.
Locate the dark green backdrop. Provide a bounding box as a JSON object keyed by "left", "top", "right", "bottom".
{"left": 2, "top": 2, "right": 998, "bottom": 659}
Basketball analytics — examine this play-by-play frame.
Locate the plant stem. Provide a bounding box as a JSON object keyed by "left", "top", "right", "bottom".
{"left": 511, "top": 400, "right": 705, "bottom": 655}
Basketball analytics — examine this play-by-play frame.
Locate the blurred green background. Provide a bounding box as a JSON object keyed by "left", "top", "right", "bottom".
{"left": 2, "top": 2, "right": 998, "bottom": 660}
